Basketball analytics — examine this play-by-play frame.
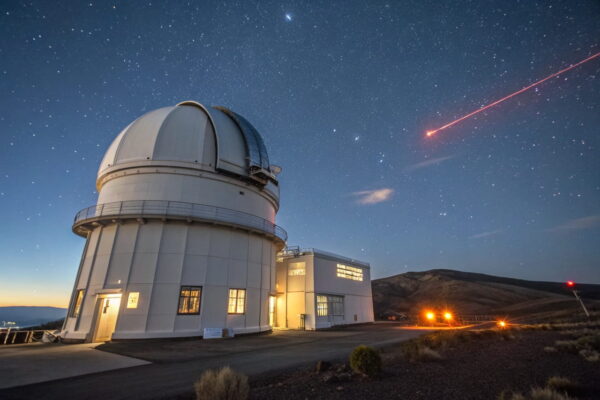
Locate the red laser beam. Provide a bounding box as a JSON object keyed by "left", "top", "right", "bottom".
{"left": 425, "top": 51, "right": 600, "bottom": 138}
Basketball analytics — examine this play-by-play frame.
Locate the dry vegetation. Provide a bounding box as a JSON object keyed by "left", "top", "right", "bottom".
{"left": 194, "top": 366, "right": 249, "bottom": 400}
{"left": 251, "top": 316, "right": 600, "bottom": 399}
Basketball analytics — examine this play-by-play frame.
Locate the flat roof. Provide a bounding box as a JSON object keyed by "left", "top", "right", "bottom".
{"left": 279, "top": 247, "right": 370, "bottom": 269}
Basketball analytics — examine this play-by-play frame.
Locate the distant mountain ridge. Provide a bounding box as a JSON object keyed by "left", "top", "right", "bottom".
{"left": 372, "top": 269, "right": 600, "bottom": 320}
{"left": 0, "top": 306, "right": 67, "bottom": 328}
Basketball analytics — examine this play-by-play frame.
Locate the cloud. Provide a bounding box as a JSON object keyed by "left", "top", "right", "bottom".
{"left": 469, "top": 229, "right": 503, "bottom": 239}
{"left": 352, "top": 188, "right": 394, "bottom": 205}
{"left": 546, "top": 215, "right": 600, "bottom": 233}
{"left": 403, "top": 155, "right": 456, "bottom": 172}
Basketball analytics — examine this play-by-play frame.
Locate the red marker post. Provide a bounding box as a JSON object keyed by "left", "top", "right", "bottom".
{"left": 566, "top": 280, "right": 590, "bottom": 318}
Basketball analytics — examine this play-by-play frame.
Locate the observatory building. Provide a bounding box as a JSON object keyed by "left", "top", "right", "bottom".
{"left": 62, "top": 101, "right": 373, "bottom": 342}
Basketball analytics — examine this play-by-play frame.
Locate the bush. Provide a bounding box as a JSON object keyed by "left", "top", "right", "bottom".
{"left": 576, "top": 334, "right": 600, "bottom": 351}
{"left": 553, "top": 340, "right": 578, "bottom": 353}
{"left": 578, "top": 348, "right": 600, "bottom": 362}
{"left": 546, "top": 376, "right": 578, "bottom": 394}
{"left": 499, "top": 387, "right": 574, "bottom": 400}
{"left": 529, "top": 387, "right": 573, "bottom": 400}
{"left": 349, "top": 345, "right": 382, "bottom": 377}
{"left": 194, "top": 367, "right": 249, "bottom": 400}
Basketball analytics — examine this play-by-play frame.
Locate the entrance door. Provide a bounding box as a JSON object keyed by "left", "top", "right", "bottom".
{"left": 268, "top": 296, "right": 276, "bottom": 327}
{"left": 93, "top": 296, "right": 121, "bottom": 342}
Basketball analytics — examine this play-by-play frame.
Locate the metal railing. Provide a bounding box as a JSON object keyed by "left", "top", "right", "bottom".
{"left": 74, "top": 200, "right": 287, "bottom": 242}
{"left": 0, "top": 328, "right": 59, "bottom": 345}
{"left": 279, "top": 246, "right": 370, "bottom": 268}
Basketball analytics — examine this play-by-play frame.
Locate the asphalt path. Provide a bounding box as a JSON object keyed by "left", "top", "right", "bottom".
{"left": 0, "top": 323, "right": 426, "bottom": 400}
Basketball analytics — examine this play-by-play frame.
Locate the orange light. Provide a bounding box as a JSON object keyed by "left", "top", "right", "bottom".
{"left": 443, "top": 312, "right": 453, "bottom": 320}
{"left": 425, "top": 311, "right": 435, "bottom": 321}
{"left": 498, "top": 320, "right": 506, "bottom": 328}
{"left": 426, "top": 130, "right": 436, "bottom": 137}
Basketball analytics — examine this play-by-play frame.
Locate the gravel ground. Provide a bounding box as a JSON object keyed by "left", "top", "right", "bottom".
{"left": 250, "top": 330, "right": 600, "bottom": 400}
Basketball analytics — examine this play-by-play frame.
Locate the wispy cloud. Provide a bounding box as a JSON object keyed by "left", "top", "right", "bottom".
{"left": 546, "top": 215, "right": 600, "bottom": 233}
{"left": 469, "top": 229, "right": 503, "bottom": 239}
{"left": 352, "top": 188, "right": 394, "bottom": 205}
{"left": 403, "top": 155, "right": 456, "bottom": 172}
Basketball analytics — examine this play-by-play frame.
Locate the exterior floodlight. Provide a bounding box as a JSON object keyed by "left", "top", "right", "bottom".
{"left": 425, "top": 312, "right": 435, "bottom": 321}
{"left": 443, "top": 312, "right": 453, "bottom": 321}
{"left": 497, "top": 320, "right": 506, "bottom": 328}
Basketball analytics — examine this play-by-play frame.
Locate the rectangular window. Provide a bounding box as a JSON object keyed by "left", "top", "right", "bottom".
{"left": 336, "top": 264, "right": 363, "bottom": 281}
{"left": 71, "top": 289, "right": 84, "bottom": 317}
{"left": 316, "top": 295, "right": 328, "bottom": 316}
{"left": 228, "top": 289, "right": 246, "bottom": 314}
{"left": 127, "top": 292, "right": 139, "bottom": 309}
{"left": 178, "top": 286, "right": 201, "bottom": 315}
{"left": 288, "top": 262, "right": 305, "bottom": 276}
{"left": 316, "top": 294, "right": 344, "bottom": 317}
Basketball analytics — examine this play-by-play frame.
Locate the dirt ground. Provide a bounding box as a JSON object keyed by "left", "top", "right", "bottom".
{"left": 250, "top": 330, "right": 600, "bottom": 400}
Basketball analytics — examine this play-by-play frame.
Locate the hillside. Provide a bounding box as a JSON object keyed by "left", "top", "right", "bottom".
{"left": 0, "top": 306, "right": 67, "bottom": 328}
{"left": 372, "top": 269, "right": 600, "bottom": 320}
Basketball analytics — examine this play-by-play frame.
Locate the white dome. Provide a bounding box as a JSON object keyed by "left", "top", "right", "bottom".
{"left": 98, "top": 101, "right": 276, "bottom": 185}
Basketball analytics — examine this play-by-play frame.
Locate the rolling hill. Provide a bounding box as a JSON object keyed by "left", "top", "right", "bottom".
{"left": 0, "top": 306, "right": 67, "bottom": 328}
{"left": 372, "top": 269, "right": 600, "bottom": 321}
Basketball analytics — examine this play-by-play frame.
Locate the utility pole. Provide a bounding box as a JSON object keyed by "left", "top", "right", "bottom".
{"left": 567, "top": 281, "right": 590, "bottom": 318}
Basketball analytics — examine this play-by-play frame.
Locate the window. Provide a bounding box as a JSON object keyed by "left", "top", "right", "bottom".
{"left": 71, "top": 289, "right": 84, "bottom": 317}
{"left": 316, "top": 295, "right": 344, "bottom": 317}
{"left": 127, "top": 292, "right": 139, "bottom": 309}
{"left": 228, "top": 289, "right": 246, "bottom": 314}
{"left": 316, "top": 295, "right": 328, "bottom": 316}
{"left": 288, "top": 262, "right": 305, "bottom": 276}
{"left": 178, "top": 286, "right": 201, "bottom": 315}
{"left": 336, "top": 263, "right": 363, "bottom": 281}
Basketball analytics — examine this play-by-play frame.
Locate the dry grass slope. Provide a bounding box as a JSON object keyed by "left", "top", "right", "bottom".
{"left": 372, "top": 269, "right": 600, "bottom": 320}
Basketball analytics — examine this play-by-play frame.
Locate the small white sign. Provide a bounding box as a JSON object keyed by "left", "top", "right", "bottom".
{"left": 203, "top": 328, "right": 223, "bottom": 339}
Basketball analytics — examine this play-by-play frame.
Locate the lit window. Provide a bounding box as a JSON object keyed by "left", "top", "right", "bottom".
{"left": 228, "top": 289, "right": 246, "bottom": 314}
{"left": 178, "top": 286, "right": 201, "bottom": 315}
{"left": 336, "top": 264, "right": 363, "bottom": 281}
{"left": 288, "top": 262, "right": 305, "bottom": 276}
{"left": 316, "top": 295, "right": 328, "bottom": 316}
{"left": 71, "top": 289, "right": 84, "bottom": 317}
{"left": 316, "top": 294, "right": 344, "bottom": 317}
{"left": 127, "top": 292, "right": 139, "bottom": 309}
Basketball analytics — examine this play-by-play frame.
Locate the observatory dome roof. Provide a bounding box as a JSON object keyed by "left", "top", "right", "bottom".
{"left": 98, "top": 101, "right": 276, "bottom": 185}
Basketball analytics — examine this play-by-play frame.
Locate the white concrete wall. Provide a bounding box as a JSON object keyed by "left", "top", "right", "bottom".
{"left": 62, "top": 220, "right": 277, "bottom": 340}
{"left": 313, "top": 255, "right": 374, "bottom": 328}
{"left": 97, "top": 171, "right": 277, "bottom": 222}
{"left": 275, "top": 252, "right": 374, "bottom": 331}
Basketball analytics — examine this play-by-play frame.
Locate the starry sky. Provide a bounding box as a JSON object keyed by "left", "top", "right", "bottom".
{"left": 1, "top": 1, "right": 599, "bottom": 307}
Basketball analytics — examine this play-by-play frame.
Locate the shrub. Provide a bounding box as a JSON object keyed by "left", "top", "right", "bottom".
{"left": 553, "top": 340, "right": 578, "bottom": 353}
{"left": 194, "top": 367, "right": 249, "bottom": 400}
{"left": 529, "top": 387, "right": 573, "bottom": 400}
{"left": 578, "top": 348, "right": 600, "bottom": 362}
{"left": 349, "top": 345, "right": 382, "bottom": 377}
{"left": 546, "top": 376, "right": 578, "bottom": 394}
{"left": 576, "top": 334, "right": 600, "bottom": 351}
{"left": 500, "top": 387, "right": 574, "bottom": 400}
{"left": 416, "top": 346, "right": 443, "bottom": 361}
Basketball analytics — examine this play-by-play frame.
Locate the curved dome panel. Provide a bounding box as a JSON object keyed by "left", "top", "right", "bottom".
{"left": 97, "top": 101, "right": 277, "bottom": 187}
{"left": 153, "top": 104, "right": 216, "bottom": 165}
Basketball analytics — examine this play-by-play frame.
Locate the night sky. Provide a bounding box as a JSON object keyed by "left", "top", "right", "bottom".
{"left": 1, "top": 1, "right": 599, "bottom": 307}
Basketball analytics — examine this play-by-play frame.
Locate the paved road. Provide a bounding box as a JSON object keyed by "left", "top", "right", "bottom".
{"left": 0, "top": 323, "right": 426, "bottom": 400}
{"left": 0, "top": 342, "right": 149, "bottom": 389}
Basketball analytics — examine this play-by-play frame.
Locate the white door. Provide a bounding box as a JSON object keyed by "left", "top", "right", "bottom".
{"left": 94, "top": 296, "right": 121, "bottom": 342}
